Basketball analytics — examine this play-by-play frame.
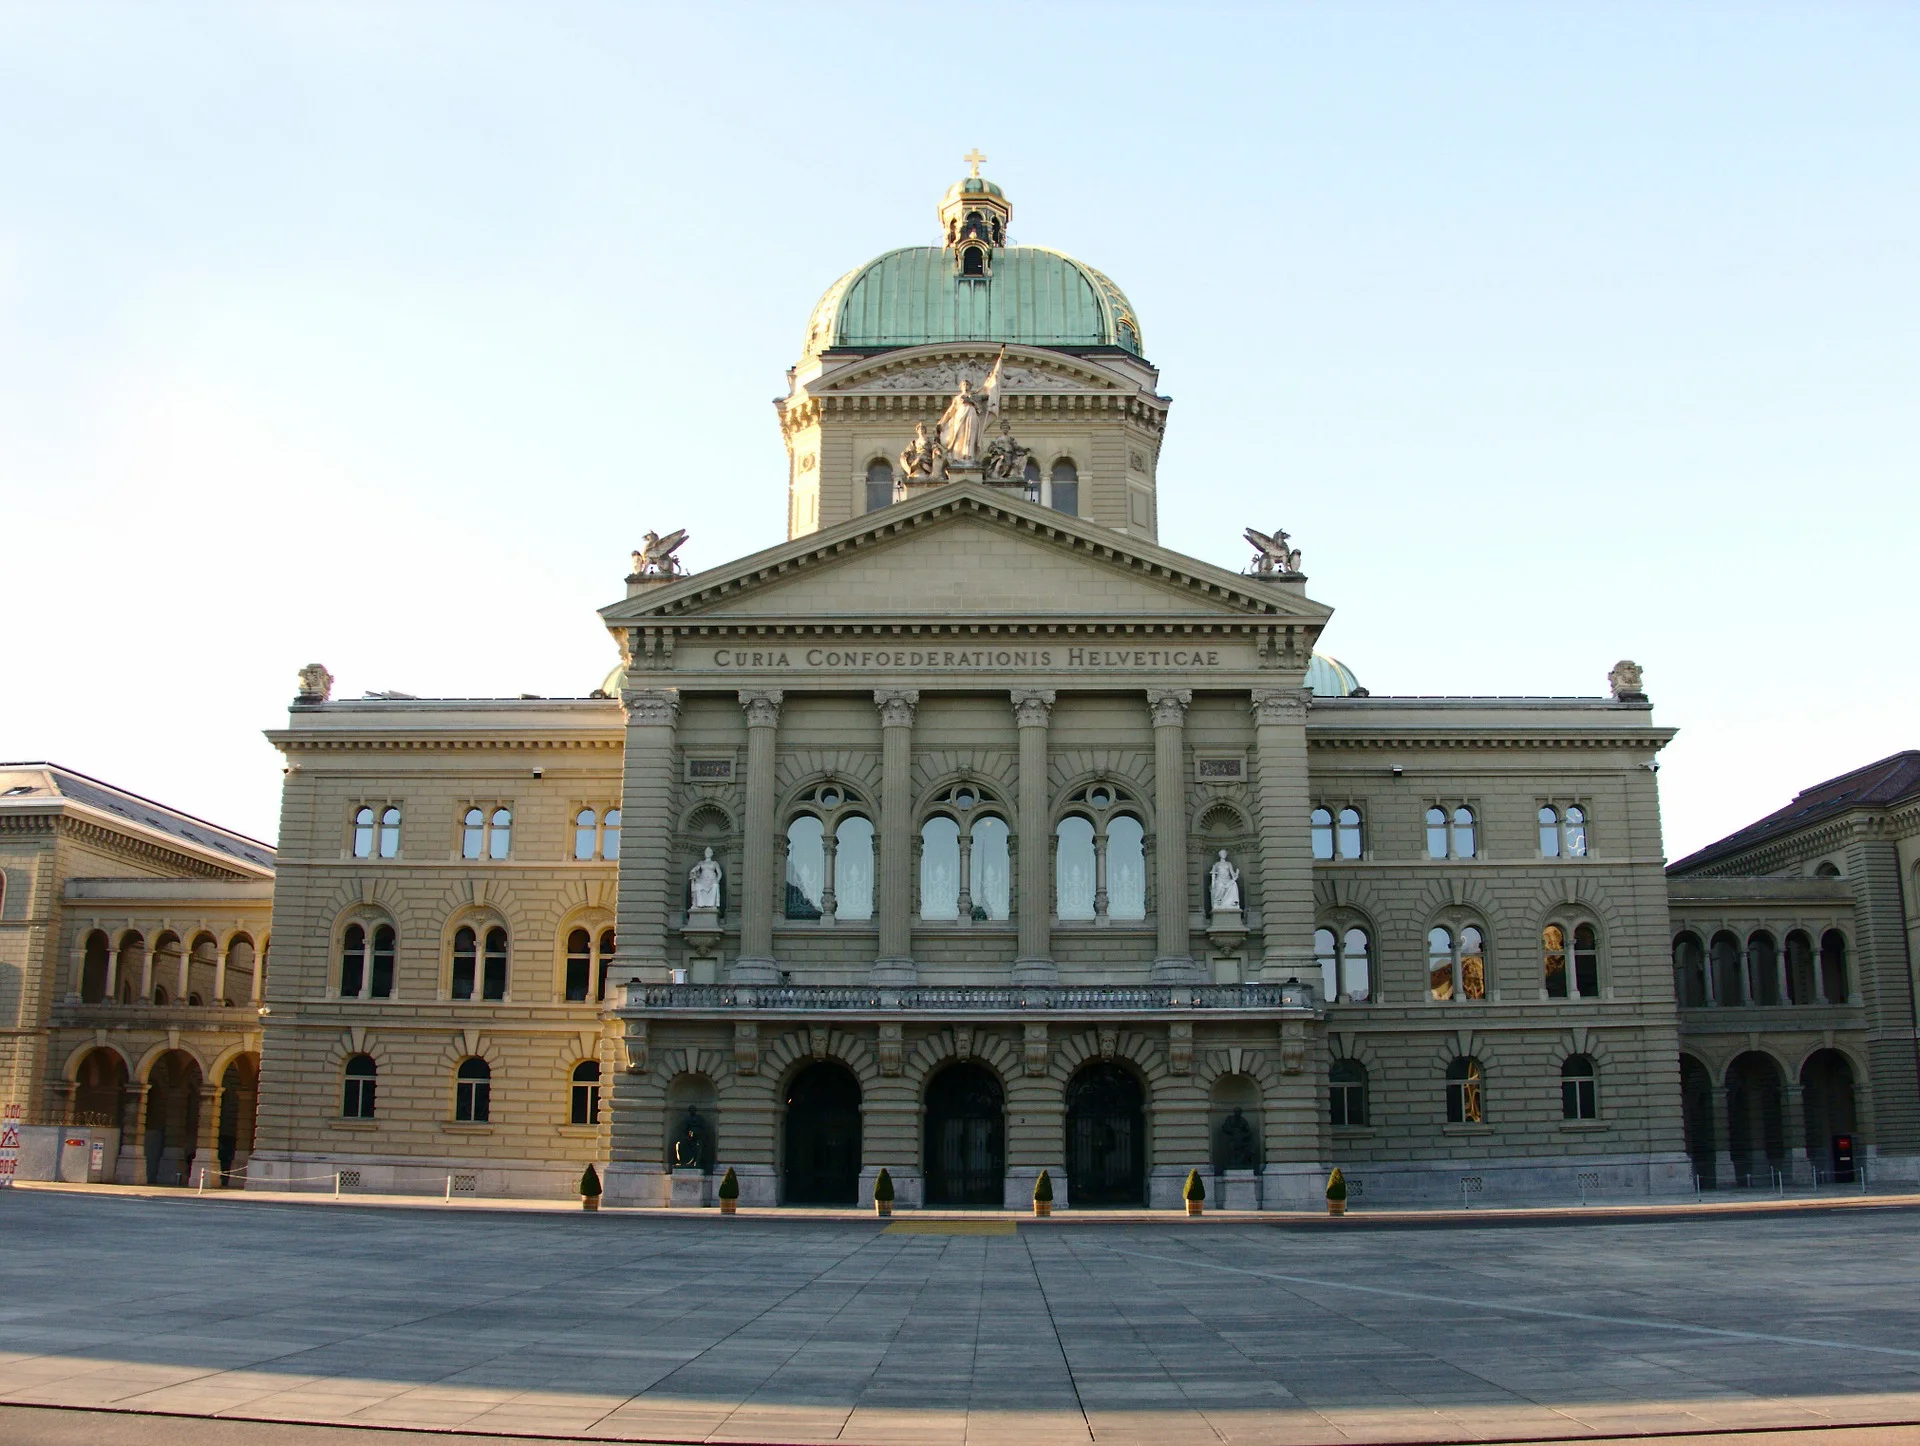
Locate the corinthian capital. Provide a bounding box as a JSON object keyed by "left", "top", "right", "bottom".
{"left": 1009, "top": 688, "right": 1056, "bottom": 728}
{"left": 1146, "top": 687, "right": 1192, "bottom": 728}
{"left": 738, "top": 689, "right": 784, "bottom": 728}
{"left": 1249, "top": 687, "right": 1310, "bottom": 726}
{"left": 623, "top": 688, "right": 681, "bottom": 727}
{"left": 873, "top": 688, "right": 920, "bottom": 728}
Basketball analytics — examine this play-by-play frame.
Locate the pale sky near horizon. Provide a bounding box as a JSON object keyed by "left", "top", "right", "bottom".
{"left": 1, "top": 2, "right": 1914, "bottom": 859}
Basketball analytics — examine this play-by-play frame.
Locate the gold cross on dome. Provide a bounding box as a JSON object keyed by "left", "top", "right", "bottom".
{"left": 963, "top": 148, "right": 986, "bottom": 178}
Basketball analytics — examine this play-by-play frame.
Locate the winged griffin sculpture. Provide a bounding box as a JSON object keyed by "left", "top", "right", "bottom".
{"left": 632, "top": 529, "right": 689, "bottom": 577}
{"left": 1243, "top": 526, "right": 1303, "bottom": 577}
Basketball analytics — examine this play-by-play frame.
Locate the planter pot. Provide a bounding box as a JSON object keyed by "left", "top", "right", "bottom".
{"left": 1186, "top": 1200, "right": 1203, "bottom": 1216}
{"left": 1327, "top": 1198, "right": 1346, "bottom": 1216}
{"left": 581, "top": 1196, "right": 600, "bottom": 1212}
{"left": 1033, "top": 1200, "right": 1051, "bottom": 1217}
{"left": 875, "top": 1200, "right": 892, "bottom": 1217}
{"left": 719, "top": 1197, "right": 737, "bottom": 1215}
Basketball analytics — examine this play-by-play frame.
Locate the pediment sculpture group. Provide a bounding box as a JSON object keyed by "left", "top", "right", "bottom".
{"left": 898, "top": 347, "right": 1033, "bottom": 491}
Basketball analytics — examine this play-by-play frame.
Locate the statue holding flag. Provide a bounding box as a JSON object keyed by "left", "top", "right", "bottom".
{"left": 936, "top": 347, "right": 1004, "bottom": 466}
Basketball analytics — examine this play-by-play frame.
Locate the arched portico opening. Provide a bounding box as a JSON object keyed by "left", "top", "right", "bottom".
{"left": 1066, "top": 1060, "right": 1146, "bottom": 1206}
{"left": 1801, "top": 1049, "right": 1859, "bottom": 1181}
{"left": 73, "top": 1048, "right": 128, "bottom": 1128}
{"left": 1679, "top": 1054, "right": 1715, "bottom": 1187}
{"left": 143, "top": 1050, "right": 203, "bottom": 1186}
{"left": 782, "top": 1062, "right": 861, "bottom": 1205}
{"left": 1725, "top": 1052, "right": 1786, "bottom": 1185}
{"left": 217, "top": 1054, "right": 260, "bottom": 1185}
{"left": 923, "top": 1063, "right": 1004, "bottom": 1206}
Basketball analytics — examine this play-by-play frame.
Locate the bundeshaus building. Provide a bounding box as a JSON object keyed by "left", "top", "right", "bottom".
{"left": 6, "top": 167, "right": 1913, "bottom": 1207}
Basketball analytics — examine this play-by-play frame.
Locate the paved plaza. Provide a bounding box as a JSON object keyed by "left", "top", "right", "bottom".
{"left": 6, "top": 1192, "right": 1920, "bottom": 1444}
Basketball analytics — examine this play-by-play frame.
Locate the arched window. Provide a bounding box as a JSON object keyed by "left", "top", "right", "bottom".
{"left": 1330, "top": 1059, "right": 1368, "bottom": 1127}
{"left": 1314, "top": 805, "right": 1364, "bottom": 860}
{"left": 1785, "top": 930, "right": 1816, "bottom": 1005}
{"left": 379, "top": 806, "right": 400, "bottom": 858}
{"left": 462, "top": 807, "right": 485, "bottom": 860}
{"left": 1049, "top": 458, "right": 1079, "bottom": 516}
{"left": 1425, "top": 807, "right": 1448, "bottom": 859}
{"left": 834, "top": 817, "right": 874, "bottom": 921}
{"left": 962, "top": 245, "right": 985, "bottom": 276}
{"left": 1106, "top": 815, "right": 1145, "bottom": 919}
{"left": 452, "top": 925, "right": 508, "bottom": 1000}
{"left": 452, "top": 927, "right": 477, "bottom": 999}
{"left": 489, "top": 808, "right": 512, "bottom": 860}
{"left": 1056, "top": 784, "right": 1143, "bottom": 921}
{"left": 1673, "top": 932, "right": 1708, "bottom": 1007}
{"left": 866, "top": 459, "right": 895, "bottom": 512}
{"left": 920, "top": 816, "right": 961, "bottom": 919}
{"left": 1023, "top": 456, "right": 1041, "bottom": 504}
{"left": 787, "top": 783, "right": 872, "bottom": 922}
{"left": 1820, "top": 929, "right": 1849, "bottom": 1003}
{"left": 80, "top": 930, "right": 109, "bottom": 1003}
{"left": 1561, "top": 1055, "right": 1597, "bottom": 1120}
{"left": 598, "top": 929, "right": 617, "bottom": 1001}
{"left": 343, "top": 1055, "right": 376, "bottom": 1119}
{"left": 1428, "top": 925, "right": 1487, "bottom": 1001}
{"left": 115, "top": 931, "right": 144, "bottom": 1006}
{"left": 574, "top": 809, "right": 598, "bottom": 861}
{"left": 786, "top": 815, "right": 826, "bottom": 919}
{"left": 454, "top": 1058, "right": 491, "bottom": 1122}
{"left": 1338, "top": 807, "right": 1363, "bottom": 859}
{"left": 570, "top": 1060, "right": 601, "bottom": 1126}
{"left": 1055, "top": 816, "right": 1095, "bottom": 919}
{"left": 1815, "top": 860, "right": 1842, "bottom": 878}
{"left": 483, "top": 926, "right": 507, "bottom": 999}
{"left": 1311, "top": 808, "right": 1334, "bottom": 860}
{"left": 1564, "top": 806, "right": 1587, "bottom": 857}
{"left": 602, "top": 808, "right": 620, "bottom": 861}
{"left": 1543, "top": 922, "right": 1599, "bottom": 999}
{"left": 340, "top": 924, "right": 366, "bottom": 998}
{"left": 1539, "top": 805, "right": 1590, "bottom": 858}
{"left": 969, "top": 815, "right": 1010, "bottom": 920}
{"left": 1451, "top": 806, "right": 1477, "bottom": 859}
{"left": 1747, "top": 930, "right": 1781, "bottom": 1007}
{"left": 1315, "top": 926, "right": 1371, "bottom": 1003}
{"left": 565, "top": 928, "right": 592, "bottom": 1002}
{"left": 353, "top": 806, "right": 375, "bottom": 859}
{"left": 1445, "top": 1056, "right": 1484, "bottom": 1124}
{"left": 1710, "top": 930, "right": 1743, "bottom": 1005}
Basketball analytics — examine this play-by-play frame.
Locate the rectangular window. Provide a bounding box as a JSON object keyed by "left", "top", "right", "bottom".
{"left": 343, "top": 1075, "right": 375, "bottom": 1119}
{"left": 1562, "top": 1076, "right": 1597, "bottom": 1120}
{"left": 455, "top": 1079, "right": 490, "bottom": 1123}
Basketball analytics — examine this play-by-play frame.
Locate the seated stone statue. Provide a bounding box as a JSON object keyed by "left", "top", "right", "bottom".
{"left": 672, "top": 1107, "right": 711, "bottom": 1171}
{"left": 1217, "top": 1107, "right": 1258, "bottom": 1170}
{"left": 980, "top": 419, "right": 1030, "bottom": 483}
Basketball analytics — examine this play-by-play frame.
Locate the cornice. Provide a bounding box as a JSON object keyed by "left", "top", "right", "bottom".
{"left": 271, "top": 736, "right": 624, "bottom": 755}
{"left": 49, "top": 814, "right": 257, "bottom": 881}
{"left": 1307, "top": 733, "right": 1673, "bottom": 752}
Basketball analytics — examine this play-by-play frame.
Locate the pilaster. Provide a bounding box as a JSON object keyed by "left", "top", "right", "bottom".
{"left": 1251, "top": 687, "right": 1316, "bottom": 986}
{"left": 615, "top": 687, "right": 680, "bottom": 984}
{"left": 1011, "top": 689, "right": 1056, "bottom": 984}
{"left": 1148, "top": 688, "right": 1200, "bottom": 983}
{"left": 874, "top": 689, "right": 919, "bottom": 985}
{"left": 734, "top": 690, "right": 784, "bottom": 984}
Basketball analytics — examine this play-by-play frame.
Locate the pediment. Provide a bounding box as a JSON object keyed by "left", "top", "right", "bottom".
{"left": 602, "top": 485, "right": 1331, "bottom": 629}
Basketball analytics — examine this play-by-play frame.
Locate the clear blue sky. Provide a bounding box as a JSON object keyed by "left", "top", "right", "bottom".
{"left": 2, "top": 2, "right": 1914, "bottom": 857}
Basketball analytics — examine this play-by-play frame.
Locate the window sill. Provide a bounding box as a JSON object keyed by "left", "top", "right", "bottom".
{"left": 1441, "top": 1123, "right": 1493, "bottom": 1135}
{"left": 442, "top": 1122, "right": 495, "bottom": 1135}
{"left": 556, "top": 1124, "right": 601, "bottom": 1137}
{"left": 329, "top": 1119, "right": 379, "bottom": 1131}
{"left": 1558, "top": 1119, "right": 1611, "bottom": 1131}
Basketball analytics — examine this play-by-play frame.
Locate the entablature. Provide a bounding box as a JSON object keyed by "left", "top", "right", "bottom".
{"left": 615, "top": 981, "right": 1318, "bottom": 1022}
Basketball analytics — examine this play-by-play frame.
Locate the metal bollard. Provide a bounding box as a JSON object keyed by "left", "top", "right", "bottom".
{"left": 445, "top": 1174, "right": 453, "bottom": 1203}
{"left": 334, "top": 1172, "right": 341, "bottom": 1199}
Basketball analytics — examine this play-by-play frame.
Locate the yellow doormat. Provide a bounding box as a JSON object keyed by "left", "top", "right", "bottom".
{"left": 882, "top": 1219, "right": 1017, "bottom": 1236}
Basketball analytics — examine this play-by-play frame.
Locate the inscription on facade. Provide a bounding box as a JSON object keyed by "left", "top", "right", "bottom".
{"left": 694, "top": 645, "right": 1246, "bottom": 673}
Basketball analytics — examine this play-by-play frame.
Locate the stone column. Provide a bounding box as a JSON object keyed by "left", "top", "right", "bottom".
{"left": 1147, "top": 688, "right": 1199, "bottom": 983}
{"left": 213, "top": 941, "right": 227, "bottom": 1006}
{"left": 873, "top": 690, "right": 919, "bottom": 984}
{"left": 1784, "top": 1079, "right": 1813, "bottom": 1185}
{"left": 1709, "top": 1081, "right": 1737, "bottom": 1187}
{"left": 616, "top": 687, "right": 681, "bottom": 986}
{"left": 1250, "top": 687, "right": 1317, "bottom": 986}
{"left": 126, "top": 1084, "right": 151, "bottom": 1184}
{"left": 177, "top": 932, "right": 192, "bottom": 1001}
{"left": 1011, "top": 689, "right": 1056, "bottom": 984}
{"left": 734, "top": 689, "right": 784, "bottom": 984}
{"left": 195, "top": 1084, "right": 221, "bottom": 1187}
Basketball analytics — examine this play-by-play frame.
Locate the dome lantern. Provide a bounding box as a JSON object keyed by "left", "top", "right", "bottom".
{"left": 938, "top": 150, "right": 1010, "bottom": 278}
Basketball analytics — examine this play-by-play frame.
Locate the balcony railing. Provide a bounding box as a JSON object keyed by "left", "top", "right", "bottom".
{"left": 619, "top": 982, "right": 1316, "bottom": 1014}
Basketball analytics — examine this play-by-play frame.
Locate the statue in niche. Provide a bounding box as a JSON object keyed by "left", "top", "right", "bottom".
{"left": 1217, "top": 1108, "right": 1258, "bottom": 1170}
{"left": 689, "top": 847, "right": 723, "bottom": 911}
{"left": 980, "top": 418, "right": 1031, "bottom": 483}
{"left": 898, "top": 422, "right": 947, "bottom": 483}
{"left": 1209, "top": 850, "right": 1242, "bottom": 913}
{"left": 937, "top": 349, "right": 1004, "bottom": 464}
{"left": 672, "top": 1107, "right": 711, "bottom": 1171}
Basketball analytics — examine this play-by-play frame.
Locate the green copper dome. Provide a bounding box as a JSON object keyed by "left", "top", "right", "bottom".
{"left": 1306, "top": 653, "right": 1363, "bottom": 697}
{"left": 805, "top": 246, "right": 1144, "bottom": 357}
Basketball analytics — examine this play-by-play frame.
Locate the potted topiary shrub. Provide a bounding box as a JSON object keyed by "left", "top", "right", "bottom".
{"left": 1183, "top": 1168, "right": 1206, "bottom": 1216}
{"left": 579, "top": 1163, "right": 602, "bottom": 1212}
{"left": 717, "top": 1166, "right": 739, "bottom": 1214}
{"left": 1326, "top": 1167, "right": 1348, "bottom": 1216}
{"left": 873, "top": 1167, "right": 894, "bottom": 1217}
{"left": 1032, "top": 1169, "right": 1053, "bottom": 1217}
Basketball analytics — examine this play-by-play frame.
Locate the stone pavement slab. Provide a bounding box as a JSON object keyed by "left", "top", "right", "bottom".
{"left": 6, "top": 1189, "right": 1920, "bottom": 1444}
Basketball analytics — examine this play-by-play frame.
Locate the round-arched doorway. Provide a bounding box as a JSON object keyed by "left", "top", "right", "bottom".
{"left": 924, "top": 1063, "right": 1004, "bottom": 1206}
{"left": 1066, "top": 1061, "right": 1146, "bottom": 1206}
{"left": 783, "top": 1062, "right": 861, "bottom": 1205}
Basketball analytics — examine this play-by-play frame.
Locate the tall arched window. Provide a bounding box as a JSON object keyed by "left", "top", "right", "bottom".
{"left": 1329, "top": 1059, "right": 1368, "bottom": 1126}
{"left": 452, "top": 927, "right": 477, "bottom": 999}
{"left": 920, "top": 784, "right": 1007, "bottom": 921}
{"left": 1338, "top": 807, "right": 1364, "bottom": 859}
{"left": 565, "top": 928, "right": 593, "bottom": 1002}
{"left": 343, "top": 1055, "right": 377, "bottom": 1119}
{"left": 602, "top": 808, "right": 620, "bottom": 860}
{"left": 1820, "top": 929, "right": 1849, "bottom": 1003}
{"left": 1451, "top": 806, "right": 1477, "bottom": 858}
{"left": 483, "top": 927, "right": 508, "bottom": 999}
{"left": 1561, "top": 1055, "right": 1597, "bottom": 1120}
{"left": 1055, "top": 816, "right": 1095, "bottom": 919}
{"left": 1315, "top": 926, "right": 1371, "bottom": 1003}
{"left": 866, "top": 459, "right": 895, "bottom": 512}
{"left": 570, "top": 1060, "right": 601, "bottom": 1125}
{"left": 1426, "top": 806, "right": 1476, "bottom": 858}
{"left": 1106, "top": 815, "right": 1145, "bottom": 919}
{"left": 962, "top": 245, "right": 985, "bottom": 276}
{"left": 369, "top": 924, "right": 395, "bottom": 998}
{"left": 1445, "top": 1056, "right": 1484, "bottom": 1123}
{"left": 1313, "top": 805, "right": 1363, "bottom": 860}
{"left": 834, "top": 817, "right": 874, "bottom": 921}
{"left": 452, "top": 925, "right": 508, "bottom": 1001}
{"left": 353, "top": 806, "right": 376, "bottom": 858}
{"left": 357, "top": 806, "right": 400, "bottom": 858}
{"left": 1428, "top": 925, "right": 1487, "bottom": 1001}
{"left": 379, "top": 806, "right": 401, "bottom": 858}
{"left": 1049, "top": 458, "right": 1078, "bottom": 516}
{"left": 1710, "top": 930, "right": 1743, "bottom": 1005}
{"left": 489, "top": 808, "right": 512, "bottom": 860}
{"left": 920, "top": 816, "right": 961, "bottom": 919}
{"left": 969, "top": 815, "right": 1010, "bottom": 920}
{"left": 1672, "top": 932, "right": 1708, "bottom": 1007}
{"left": 462, "top": 807, "right": 485, "bottom": 860}
{"left": 1538, "top": 805, "right": 1589, "bottom": 858}
{"left": 80, "top": 930, "right": 110, "bottom": 1003}
{"left": 598, "top": 929, "right": 617, "bottom": 1001}
{"left": 786, "top": 814, "right": 826, "bottom": 919}
{"left": 341, "top": 924, "right": 366, "bottom": 998}
{"left": 1425, "top": 807, "right": 1448, "bottom": 859}
{"left": 1056, "top": 784, "right": 1143, "bottom": 922}
{"left": 1746, "top": 930, "right": 1780, "bottom": 1006}
{"left": 1543, "top": 922, "right": 1598, "bottom": 999}
{"left": 787, "top": 784, "right": 872, "bottom": 922}
{"left": 454, "top": 1058, "right": 491, "bottom": 1122}
{"left": 574, "top": 809, "right": 598, "bottom": 861}
{"left": 1312, "top": 807, "right": 1334, "bottom": 860}
{"left": 1785, "top": 930, "right": 1816, "bottom": 1005}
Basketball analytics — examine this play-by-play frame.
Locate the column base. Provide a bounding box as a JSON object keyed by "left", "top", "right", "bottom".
{"left": 1149, "top": 955, "right": 1206, "bottom": 984}
{"left": 1011, "top": 956, "right": 1058, "bottom": 986}
{"left": 727, "top": 956, "right": 781, "bottom": 985}
{"left": 870, "top": 957, "right": 917, "bottom": 986}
